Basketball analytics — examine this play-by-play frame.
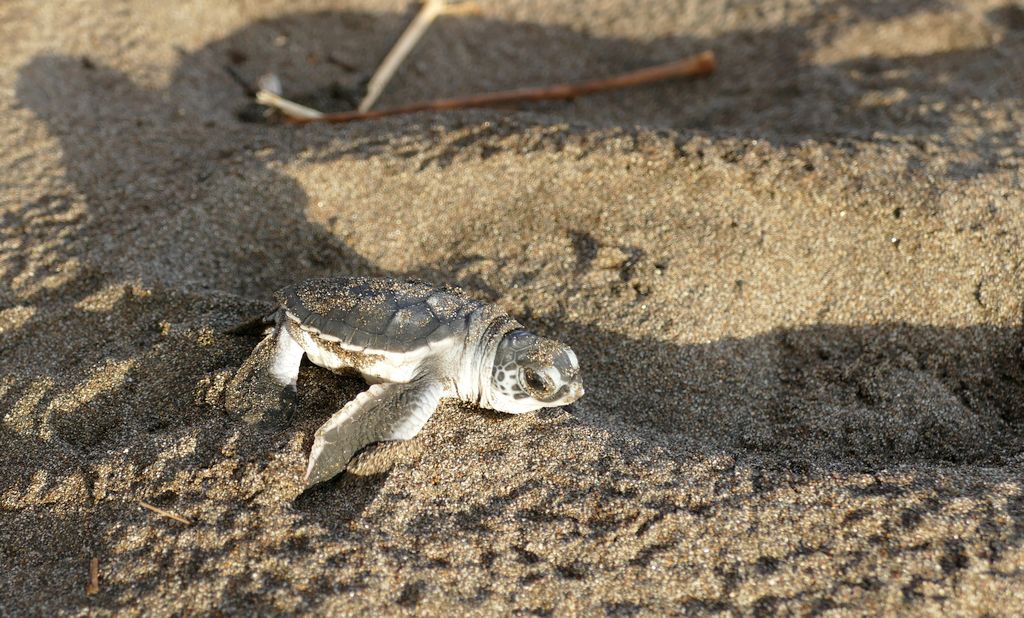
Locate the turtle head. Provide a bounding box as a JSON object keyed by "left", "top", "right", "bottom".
{"left": 487, "top": 329, "right": 584, "bottom": 414}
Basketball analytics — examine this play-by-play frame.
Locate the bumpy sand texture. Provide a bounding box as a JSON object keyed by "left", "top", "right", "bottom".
{"left": 2, "top": 0, "right": 1023, "bottom": 614}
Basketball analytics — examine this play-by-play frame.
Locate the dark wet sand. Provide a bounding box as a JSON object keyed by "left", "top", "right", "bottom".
{"left": 2, "top": 0, "right": 1023, "bottom": 614}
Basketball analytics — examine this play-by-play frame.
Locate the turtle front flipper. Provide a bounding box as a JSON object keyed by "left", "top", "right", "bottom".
{"left": 225, "top": 321, "right": 304, "bottom": 427}
{"left": 266, "top": 324, "right": 304, "bottom": 426}
{"left": 304, "top": 377, "right": 444, "bottom": 487}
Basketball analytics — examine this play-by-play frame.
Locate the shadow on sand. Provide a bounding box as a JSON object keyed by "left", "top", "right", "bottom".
{"left": 3, "top": 4, "right": 1024, "bottom": 614}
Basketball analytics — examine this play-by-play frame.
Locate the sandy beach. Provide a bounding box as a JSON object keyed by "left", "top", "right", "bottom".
{"left": 2, "top": 0, "right": 1023, "bottom": 614}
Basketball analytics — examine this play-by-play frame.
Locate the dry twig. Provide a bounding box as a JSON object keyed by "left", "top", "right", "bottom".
{"left": 86, "top": 558, "right": 99, "bottom": 595}
{"left": 359, "top": 0, "right": 449, "bottom": 112}
{"left": 139, "top": 500, "right": 193, "bottom": 525}
{"left": 254, "top": 90, "right": 324, "bottom": 120}
{"left": 254, "top": 73, "right": 324, "bottom": 120}
{"left": 282, "top": 50, "right": 715, "bottom": 125}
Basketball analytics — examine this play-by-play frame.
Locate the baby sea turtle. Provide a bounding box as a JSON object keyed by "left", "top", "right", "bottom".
{"left": 241, "top": 276, "right": 584, "bottom": 487}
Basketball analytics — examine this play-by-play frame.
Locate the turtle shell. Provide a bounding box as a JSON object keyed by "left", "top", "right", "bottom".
{"left": 276, "top": 277, "right": 487, "bottom": 354}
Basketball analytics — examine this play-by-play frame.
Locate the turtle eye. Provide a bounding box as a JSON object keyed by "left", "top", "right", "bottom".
{"left": 522, "top": 368, "right": 552, "bottom": 396}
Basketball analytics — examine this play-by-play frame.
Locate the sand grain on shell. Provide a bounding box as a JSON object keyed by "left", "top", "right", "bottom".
{"left": 2, "top": 0, "right": 1024, "bottom": 615}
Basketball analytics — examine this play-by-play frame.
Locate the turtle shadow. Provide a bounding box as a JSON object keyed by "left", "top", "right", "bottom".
{"left": 533, "top": 318, "right": 1024, "bottom": 468}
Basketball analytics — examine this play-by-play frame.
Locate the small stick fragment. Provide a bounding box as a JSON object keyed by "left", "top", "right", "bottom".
{"left": 86, "top": 558, "right": 99, "bottom": 595}
{"left": 255, "top": 90, "right": 325, "bottom": 120}
{"left": 359, "top": 0, "right": 448, "bottom": 113}
{"left": 253, "top": 73, "right": 326, "bottom": 119}
{"left": 285, "top": 50, "right": 715, "bottom": 125}
{"left": 139, "top": 500, "right": 193, "bottom": 525}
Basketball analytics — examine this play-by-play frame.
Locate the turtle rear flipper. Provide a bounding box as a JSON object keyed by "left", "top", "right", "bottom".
{"left": 304, "top": 376, "right": 444, "bottom": 487}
